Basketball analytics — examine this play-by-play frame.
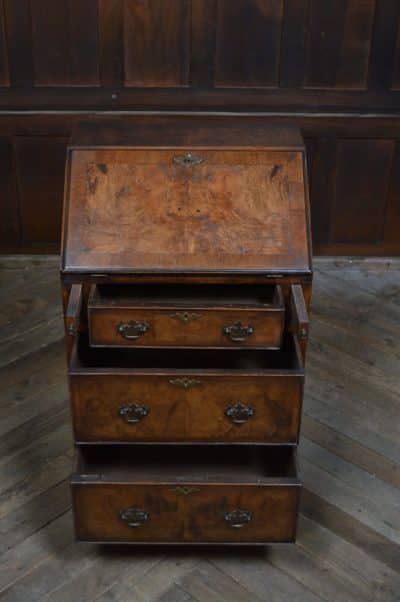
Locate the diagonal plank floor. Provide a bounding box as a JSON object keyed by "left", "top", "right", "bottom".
{"left": 0, "top": 255, "right": 399, "bottom": 601}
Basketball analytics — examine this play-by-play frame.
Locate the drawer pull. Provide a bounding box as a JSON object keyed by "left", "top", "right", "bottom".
{"left": 224, "top": 509, "right": 252, "bottom": 528}
{"left": 223, "top": 321, "right": 254, "bottom": 342}
{"left": 119, "top": 507, "right": 149, "bottom": 528}
{"left": 117, "top": 320, "right": 149, "bottom": 340}
{"left": 118, "top": 403, "right": 149, "bottom": 424}
{"left": 225, "top": 402, "right": 255, "bottom": 425}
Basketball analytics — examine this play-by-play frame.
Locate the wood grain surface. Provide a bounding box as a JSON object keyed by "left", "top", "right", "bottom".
{"left": 63, "top": 147, "right": 310, "bottom": 274}
{"left": 0, "top": 255, "right": 399, "bottom": 600}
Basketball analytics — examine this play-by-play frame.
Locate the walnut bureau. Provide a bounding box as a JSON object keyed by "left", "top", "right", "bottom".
{"left": 61, "top": 117, "right": 312, "bottom": 545}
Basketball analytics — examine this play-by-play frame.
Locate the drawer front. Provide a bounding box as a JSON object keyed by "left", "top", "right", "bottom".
{"left": 88, "top": 307, "right": 284, "bottom": 349}
{"left": 70, "top": 373, "right": 303, "bottom": 443}
{"left": 72, "top": 483, "right": 300, "bottom": 543}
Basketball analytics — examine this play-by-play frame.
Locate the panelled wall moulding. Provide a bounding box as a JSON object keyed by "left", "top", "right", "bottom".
{"left": 0, "top": 0, "right": 399, "bottom": 109}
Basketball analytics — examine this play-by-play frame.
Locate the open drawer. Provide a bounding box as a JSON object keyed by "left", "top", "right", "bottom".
{"left": 69, "top": 334, "right": 304, "bottom": 444}
{"left": 71, "top": 445, "right": 301, "bottom": 544}
{"left": 87, "top": 284, "right": 285, "bottom": 349}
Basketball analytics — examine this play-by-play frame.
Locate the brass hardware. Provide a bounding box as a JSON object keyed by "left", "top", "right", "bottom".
{"left": 173, "top": 152, "right": 204, "bottom": 167}
{"left": 225, "top": 402, "right": 255, "bottom": 425}
{"left": 223, "top": 321, "right": 254, "bottom": 343}
{"left": 169, "top": 311, "right": 202, "bottom": 324}
{"left": 119, "top": 507, "right": 149, "bottom": 528}
{"left": 170, "top": 486, "right": 200, "bottom": 496}
{"left": 169, "top": 377, "right": 202, "bottom": 389}
{"left": 224, "top": 509, "right": 252, "bottom": 528}
{"left": 117, "top": 320, "right": 149, "bottom": 340}
{"left": 299, "top": 327, "right": 308, "bottom": 340}
{"left": 118, "top": 403, "right": 149, "bottom": 424}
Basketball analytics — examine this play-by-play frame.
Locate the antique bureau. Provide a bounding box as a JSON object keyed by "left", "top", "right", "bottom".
{"left": 61, "top": 117, "right": 312, "bottom": 545}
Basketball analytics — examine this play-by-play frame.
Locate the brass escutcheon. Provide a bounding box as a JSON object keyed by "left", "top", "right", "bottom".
{"left": 173, "top": 152, "right": 204, "bottom": 167}
{"left": 169, "top": 377, "right": 202, "bottom": 389}
{"left": 170, "top": 486, "right": 200, "bottom": 496}
{"left": 169, "top": 311, "right": 202, "bottom": 324}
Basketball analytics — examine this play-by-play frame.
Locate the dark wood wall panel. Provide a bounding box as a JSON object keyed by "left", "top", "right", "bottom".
{"left": 1, "top": 114, "right": 400, "bottom": 256}
{"left": 335, "top": 0, "right": 376, "bottom": 89}
{"left": 0, "top": 0, "right": 9, "bottom": 86}
{"left": 98, "top": 0, "right": 123, "bottom": 87}
{"left": 390, "top": 21, "right": 400, "bottom": 90}
{"left": 0, "top": 137, "right": 19, "bottom": 246}
{"left": 384, "top": 142, "right": 400, "bottom": 245}
{"left": 31, "top": 0, "right": 99, "bottom": 86}
{"left": 215, "top": 0, "right": 284, "bottom": 87}
{"left": 369, "top": 0, "right": 400, "bottom": 92}
{"left": 0, "top": 0, "right": 399, "bottom": 109}
{"left": 3, "top": 0, "right": 34, "bottom": 87}
{"left": 331, "top": 139, "right": 394, "bottom": 244}
{"left": 14, "top": 136, "right": 67, "bottom": 245}
{"left": 304, "top": 0, "right": 375, "bottom": 90}
{"left": 279, "top": 0, "right": 308, "bottom": 88}
{"left": 123, "top": 0, "right": 190, "bottom": 87}
{"left": 305, "top": 0, "right": 348, "bottom": 88}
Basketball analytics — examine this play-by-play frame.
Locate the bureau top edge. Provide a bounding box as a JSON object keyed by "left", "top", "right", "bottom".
{"left": 69, "top": 117, "right": 305, "bottom": 150}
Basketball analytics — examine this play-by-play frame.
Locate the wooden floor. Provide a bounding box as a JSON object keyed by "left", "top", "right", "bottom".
{"left": 0, "top": 256, "right": 399, "bottom": 601}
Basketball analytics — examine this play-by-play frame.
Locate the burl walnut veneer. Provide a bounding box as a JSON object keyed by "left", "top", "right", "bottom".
{"left": 61, "top": 118, "right": 312, "bottom": 545}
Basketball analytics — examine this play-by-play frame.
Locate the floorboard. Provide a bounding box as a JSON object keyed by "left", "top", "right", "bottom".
{"left": 0, "top": 256, "right": 399, "bottom": 601}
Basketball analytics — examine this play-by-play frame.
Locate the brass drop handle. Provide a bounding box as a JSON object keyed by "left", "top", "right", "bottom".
{"left": 225, "top": 402, "right": 255, "bottom": 425}
{"left": 224, "top": 509, "right": 252, "bottom": 528}
{"left": 117, "top": 320, "right": 149, "bottom": 340}
{"left": 119, "top": 507, "right": 149, "bottom": 528}
{"left": 119, "top": 403, "right": 149, "bottom": 424}
{"left": 223, "top": 321, "right": 254, "bottom": 342}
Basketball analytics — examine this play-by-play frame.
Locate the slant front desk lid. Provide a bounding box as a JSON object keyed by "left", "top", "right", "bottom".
{"left": 62, "top": 120, "right": 311, "bottom": 275}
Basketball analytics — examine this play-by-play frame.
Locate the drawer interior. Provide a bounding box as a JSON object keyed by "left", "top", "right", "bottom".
{"left": 89, "top": 283, "right": 284, "bottom": 308}
{"left": 70, "top": 333, "right": 303, "bottom": 372}
{"left": 73, "top": 445, "right": 299, "bottom": 484}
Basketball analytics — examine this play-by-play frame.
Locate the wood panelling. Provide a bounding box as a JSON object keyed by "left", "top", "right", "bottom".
{"left": 331, "top": 139, "right": 394, "bottom": 244}
{"left": 304, "top": 0, "right": 375, "bottom": 90}
{"left": 305, "top": 0, "right": 347, "bottom": 88}
{"left": 215, "top": 0, "right": 284, "bottom": 87}
{"left": 390, "top": 21, "right": 400, "bottom": 90}
{"left": 0, "top": 137, "right": 19, "bottom": 245}
{"left": 1, "top": 114, "right": 400, "bottom": 256}
{"left": 0, "top": 0, "right": 399, "bottom": 109}
{"left": 3, "top": 0, "right": 34, "bottom": 87}
{"left": 14, "top": 136, "right": 67, "bottom": 245}
{"left": 0, "top": 0, "right": 9, "bottom": 86}
{"left": 30, "top": 0, "right": 99, "bottom": 86}
{"left": 98, "top": 0, "right": 123, "bottom": 87}
{"left": 279, "top": 0, "right": 308, "bottom": 88}
{"left": 384, "top": 143, "right": 400, "bottom": 246}
{"left": 123, "top": 0, "right": 190, "bottom": 87}
{"left": 336, "top": 0, "right": 376, "bottom": 89}
{"left": 369, "top": 0, "right": 400, "bottom": 92}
